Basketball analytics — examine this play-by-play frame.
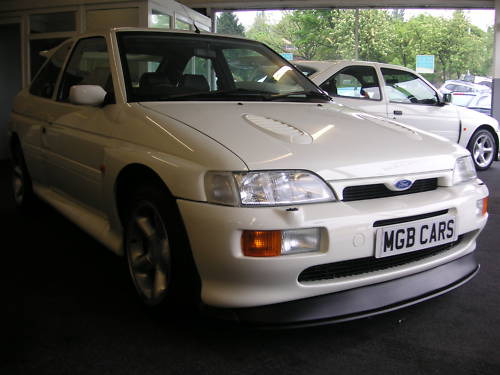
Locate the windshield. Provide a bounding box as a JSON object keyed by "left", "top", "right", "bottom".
{"left": 117, "top": 31, "right": 326, "bottom": 102}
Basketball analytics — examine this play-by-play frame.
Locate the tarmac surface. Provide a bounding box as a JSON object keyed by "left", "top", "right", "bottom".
{"left": 1, "top": 159, "right": 499, "bottom": 375}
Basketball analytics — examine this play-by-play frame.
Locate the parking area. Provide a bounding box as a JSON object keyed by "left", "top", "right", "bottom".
{"left": 1, "top": 159, "right": 499, "bottom": 375}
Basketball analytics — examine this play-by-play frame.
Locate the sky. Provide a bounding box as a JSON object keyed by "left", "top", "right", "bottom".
{"left": 234, "top": 9, "right": 495, "bottom": 31}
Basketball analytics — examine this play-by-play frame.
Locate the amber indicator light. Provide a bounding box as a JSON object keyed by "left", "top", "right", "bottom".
{"left": 241, "top": 230, "right": 282, "bottom": 257}
{"left": 483, "top": 197, "right": 489, "bottom": 216}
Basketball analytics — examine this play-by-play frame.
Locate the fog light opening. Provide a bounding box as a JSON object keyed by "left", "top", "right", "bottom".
{"left": 282, "top": 228, "right": 321, "bottom": 255}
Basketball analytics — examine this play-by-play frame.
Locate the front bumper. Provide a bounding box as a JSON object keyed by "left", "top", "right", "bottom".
{"left": 178, "top": 179, "right": 488, "bottom": 317}
{"left": 203, "top": 252, "right": 479, "bottom": 327}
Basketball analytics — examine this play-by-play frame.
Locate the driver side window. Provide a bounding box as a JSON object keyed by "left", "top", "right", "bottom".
{"left": 58, "top": 37, "right": 112, "bottom": 102}
{"left": 381, "top": 68, "right": 438, "bottom": 105}
{"left": 320, "top": 65, "right": 381, "bottom": 100}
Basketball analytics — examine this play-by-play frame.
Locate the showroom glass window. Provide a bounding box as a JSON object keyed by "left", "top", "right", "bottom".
{"left": 58, "top": 37, "right": 112, "bottom": 101}
{"left": 381, "top": 68, "right": 438, "bottom": 105}
{"left": 151, "top": 10, "right": 172, "bottom": 29}
{"left": 320, "top": 65, "right": 381, "bottom": 100}
{"left": 30, "top": 41, "right": 73, "bottom": 99}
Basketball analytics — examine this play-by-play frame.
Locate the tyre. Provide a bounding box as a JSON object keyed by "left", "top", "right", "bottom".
{"left": 124, "top": 184, "right": 199, "bottom": 307}
{"left": 467, "top": 129, "right": 497, "bottom": 170}
{"left": 11, "top": 142, "right": 35, "bottom": 209}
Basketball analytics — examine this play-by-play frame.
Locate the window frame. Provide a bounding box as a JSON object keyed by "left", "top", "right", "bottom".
{"left": 56, "top": 35, "right": 113, "bottom": 103}
{"left": 381, "top": 67, "right": 439, "bottom": 106}
{"left": 29, "top": 39, "right": 74, "bottom": 100}
{"left": 321, "top": 65, "right": 383, "bottom": 102}
{"left": 116, "top": 31, "right": 320, "bottom": 103}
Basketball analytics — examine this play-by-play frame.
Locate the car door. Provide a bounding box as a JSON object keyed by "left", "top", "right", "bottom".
{"left": 41, "top": 36, "right": 116, "bottom": 211}
{"left": 317, "top": 64, "right": 387, "bottom": 118}
{"left": 381, "top": 67, "right": 460, "bottom": 143}
{"left": 18, "top": 41, "right": 73, "bottom": 187}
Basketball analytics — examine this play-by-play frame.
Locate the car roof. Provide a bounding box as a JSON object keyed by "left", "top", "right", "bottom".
{"left": 110, "top": 27, "right": 250, "bottom": 42}
{"left": 294, "top": 59, "right": 419, "bottom": 74}
{"left": 40, "top": 27, "right": 257, "bottom": 58}
{"left": 443, "top": 80, "right": 491, "bottom": 92}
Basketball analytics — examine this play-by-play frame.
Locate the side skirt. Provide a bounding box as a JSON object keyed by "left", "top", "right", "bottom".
{"left": 33, "top": 183, "right": 123, "bottom": 255}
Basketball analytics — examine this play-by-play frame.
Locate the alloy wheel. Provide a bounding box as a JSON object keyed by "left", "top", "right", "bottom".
{"left": 12, "top": 155, "right": 26, "bottom": 205}
{"left": 472, "top": 132, "right": 495, "bottom": 169}
{"left": 126, "top": 201, "right": 171, "bottom": 306}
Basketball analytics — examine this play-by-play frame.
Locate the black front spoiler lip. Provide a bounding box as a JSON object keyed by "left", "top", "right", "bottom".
{"left": 203, "top": 253, "right": 479, "bottom": 328}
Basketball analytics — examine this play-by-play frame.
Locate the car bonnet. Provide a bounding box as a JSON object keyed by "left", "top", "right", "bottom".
{"left": 139, "top": 101, "right": 462, "bottom": 180}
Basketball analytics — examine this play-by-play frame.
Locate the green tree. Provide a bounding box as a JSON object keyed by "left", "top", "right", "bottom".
{"left": 356, "top": 10, "right": 396, "bottom": 62}
{"left": 275, "top": 10, "right": 352, "bottom": 60}
{"left": 405, "top": 11, "right": 489, "bottom": 81}
{"left": 246, "top": 12, "right": 284, "bottom": 51}
{"left": 216, "top": 12, "right": 245, "bottom": 36}
{"left": 391, "top": 9, "right": 405, "bottom": 21}
{"left": 276, "top": 9, "right": 395, "bottom": 62}
{"left": 244, "top": 9, "right": 493, "bottom": 82}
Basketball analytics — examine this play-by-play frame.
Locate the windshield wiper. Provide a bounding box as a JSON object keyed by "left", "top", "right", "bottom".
{"left": 264, "top": 90, "right": 331, "bottom": 101}
{"left": 144, "top": 89, "right": 330, "bottom": 102}
{"left": 156, "top": 88, "right": 273, "bottom": 101}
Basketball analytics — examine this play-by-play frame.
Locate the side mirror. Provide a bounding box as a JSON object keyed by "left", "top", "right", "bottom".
{"left": 69, "top": 85, "right": 107, "bottom": 106}
{"left": 442, "top": 93, "right": 452, "bottom": 104}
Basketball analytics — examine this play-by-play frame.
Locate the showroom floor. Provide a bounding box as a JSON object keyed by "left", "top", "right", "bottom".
{"left": 1, "top": 159, "right": 499, "bottom": 375}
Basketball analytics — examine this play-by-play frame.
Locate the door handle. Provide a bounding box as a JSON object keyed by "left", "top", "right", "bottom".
{"left": 393, "top": 110, "right": 403, "bottom": 116}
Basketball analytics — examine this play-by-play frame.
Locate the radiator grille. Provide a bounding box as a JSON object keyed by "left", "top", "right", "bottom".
{"left": 342, "top": 178, "right": 438, "bottom": 202}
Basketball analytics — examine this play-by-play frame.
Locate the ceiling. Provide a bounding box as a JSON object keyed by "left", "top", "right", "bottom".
{"left": 180, "top": 0, "right": 494, "bottom": 10}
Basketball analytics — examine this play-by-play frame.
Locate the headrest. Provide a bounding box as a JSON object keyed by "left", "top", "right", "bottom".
{"left": 179, "top": 74, "right": 209, "bottom": 92}
{"left": 139, "top": 72, "right": 170, "bottom": 88}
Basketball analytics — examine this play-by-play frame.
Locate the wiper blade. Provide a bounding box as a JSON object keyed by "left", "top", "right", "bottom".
{"left": 159, "top": 88, "right": 275, "bottom": 101}
{"left": 265, "top": 90, "right": 331, "bottom": 101}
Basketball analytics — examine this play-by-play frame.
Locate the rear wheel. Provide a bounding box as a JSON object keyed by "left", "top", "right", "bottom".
{"left": 124, "top": 184, "right": 199, "bottom": 307}
{"left": 11, "top": 143, "right": 35, "bottom": 209}
{"left": 468, "top": 129, "right": 497, "bottom": 170}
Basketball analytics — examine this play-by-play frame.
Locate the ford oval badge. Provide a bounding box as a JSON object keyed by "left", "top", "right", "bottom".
{"left": 394, "top": 179, "right": 413, "bottom": 190}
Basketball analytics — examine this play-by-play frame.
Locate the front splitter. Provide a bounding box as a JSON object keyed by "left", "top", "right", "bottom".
{"left": 203, "top": 253, "right": 479, "bottom": 328}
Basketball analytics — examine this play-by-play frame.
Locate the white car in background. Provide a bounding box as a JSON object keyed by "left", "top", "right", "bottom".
{"left": 438, "top": 79, "right": 491, "bottom": 95}
{"left": 8, "top": 29, "right": 489, "bottom": 326}
{"left": 295, "top": 60, "right": 500, "bottom": 170}
{"left": 451, "top": 92, "right": 492, "bottom": 117}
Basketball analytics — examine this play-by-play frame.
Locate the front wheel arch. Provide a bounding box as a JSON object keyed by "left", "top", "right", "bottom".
{"left": 114, "top": 163, "right": 201, "bottom": 306}
{"left": 114, "top": 163, "right": 172, "bottom": 227}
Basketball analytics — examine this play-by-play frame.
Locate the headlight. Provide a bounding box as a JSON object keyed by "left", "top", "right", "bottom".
{"left": 452, "top": 156, "right": 477, "bottom": 185}
{"left": 205, "top": 170, "right": 336, "bottom": 206}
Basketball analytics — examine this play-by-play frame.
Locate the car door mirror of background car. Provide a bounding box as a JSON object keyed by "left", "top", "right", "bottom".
{"left": 441, "top": 93, "right": 452, "bottom": 105}
{"left": 69, "top": 85, "right": 107, "bottom": 106}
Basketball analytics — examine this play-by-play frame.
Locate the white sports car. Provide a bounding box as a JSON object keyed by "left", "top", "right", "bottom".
{"left": 296, "top": 60, "right": 500, "bottom": 170}
{"left": 8, "top": 29, "right": 488, "bottom": 326}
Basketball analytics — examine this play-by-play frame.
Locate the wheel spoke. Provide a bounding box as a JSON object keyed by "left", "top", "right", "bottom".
{"left": 13, "top": 165, "right": 23, "bottom": 177}
{"left": 127, "top": 200, "right": 172, "bottom": 305}
{"left": 153, "top": 267, "right": 167, "bottom": 298}
{"left": 160, "top": 238, "right": 170, "bottom": 261}
{"left": 12, "top": 166, "right": 24, "bottom": 203}
{"left": 132, "top": 253, "right": 152, "bottom": 273}
{"left": 135, "top": 273, "right": 153, "bottom": 299}
{"left": 136, "top": 216, "right": 156, "bottom": 238}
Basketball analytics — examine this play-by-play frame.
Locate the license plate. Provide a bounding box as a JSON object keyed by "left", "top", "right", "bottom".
{"left": 375, "top": 214, "right": 457, "bottom": 258}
